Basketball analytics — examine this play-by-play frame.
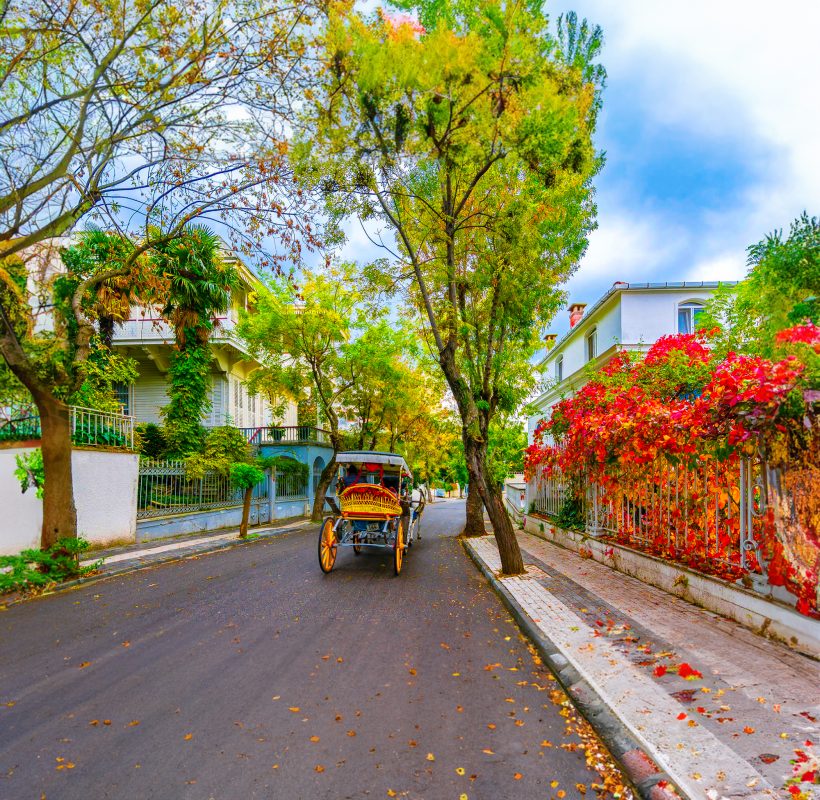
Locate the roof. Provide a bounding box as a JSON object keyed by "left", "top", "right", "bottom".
{"left": 539, "top": 280, "right": 737, "bottom": 366}
{"left": 336, "top": 451, "right": 412, "bottom": 476}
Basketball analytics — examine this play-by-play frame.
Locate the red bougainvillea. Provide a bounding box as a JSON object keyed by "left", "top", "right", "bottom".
{"left": 526, "top": 327, "right": 819, "bottom": 615}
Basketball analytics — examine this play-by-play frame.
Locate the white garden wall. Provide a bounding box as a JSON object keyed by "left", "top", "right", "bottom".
{"left": 0, "top": 447, "right": 138, "bottom": 554}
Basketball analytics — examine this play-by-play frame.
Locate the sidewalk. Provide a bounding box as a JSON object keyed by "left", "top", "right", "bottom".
{"left": 81, "top": 518, "right": 313, "bottom": 575}
{"left": 465, "top": 530, "right": 820, "bottom": 800}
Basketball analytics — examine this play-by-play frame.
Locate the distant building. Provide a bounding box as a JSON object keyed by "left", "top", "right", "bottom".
{"left": 527, "top": 281, "right": 734, "bottom": 443}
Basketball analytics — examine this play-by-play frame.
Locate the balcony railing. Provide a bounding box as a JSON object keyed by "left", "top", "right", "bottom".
{"left": 236, "top": 426, "right": 330, "bottom": 446}
{"left": 0, "top": 406, "right": 135, "bottom": 450}
{"left": 112, "top": 313, "right": 240, "bottom": 345}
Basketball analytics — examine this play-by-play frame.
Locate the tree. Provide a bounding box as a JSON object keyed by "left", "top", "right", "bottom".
{"left": 231, "top": 463, "right": 266, "bottom": 538}
{"left": 297, "top": 2, "right": 604, "bottom": 572}
{"left": 0, "top": 0, "right": 321, "bottom": 546}
{"left": 702, "top": 213, "right": 820, "bottom": 359}
{"left": 238, "top": 266, "right": 364, "bottom": 521}
{"left": 154, "top": 226, "right": 238, "bottom": 456}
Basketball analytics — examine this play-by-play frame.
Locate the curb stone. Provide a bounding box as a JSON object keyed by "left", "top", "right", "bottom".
{"left": 0, "top": 523, "right": 312, "bottom": 610}
{"left": 463, "top": 538, "right": 682, "bottom": 800}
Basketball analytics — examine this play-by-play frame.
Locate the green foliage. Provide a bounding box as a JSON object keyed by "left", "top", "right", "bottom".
{"left": 556, "top": 493, "right": 586, "bottom": 531}
{"left": 230, "top": 462, "right": 265, "bottom": 491}
{"left": 162, "top": 344, "right": 212, "bottom": 457}
{"left": 14, "top": 449, "right": 44, "bottom": 499}
{"left": 257, "top": 455, "right": 308, "bottom": 480}
{"left": 0, "top": 538, "right": 99, "bottom": 594}
{"left": 486, "top": 419, "right": 527, "bottom": 485}
{"left": 184, "top": 426, "right": 251, "bottom": 478}
{"left": 702, "top": 213, "right": 820, "bottom": 359}
{"left": 135, "top": 423, "right": 168, "bottom": 458}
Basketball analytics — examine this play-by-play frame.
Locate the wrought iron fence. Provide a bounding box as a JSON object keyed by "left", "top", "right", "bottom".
{"left": 528, "top": 456, "right": 770, "bottom": 580}
{"left": 70, "top": 406, "right": 135, "bottom": 450}
{"left": 0, "top": 406, "right": 134, "bottom": 449}
{"left": 276, "top": 470, "right": 309, "bottom": 501}
{"left": 137, "top": 459, "right": 269, "bottom": 519}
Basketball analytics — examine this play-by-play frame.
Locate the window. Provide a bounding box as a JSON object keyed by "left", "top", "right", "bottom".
{"left": 555, "top": 356, "right": 563, "bottom": 382}
{"left": 586, "top": 328, "right": 597, "bottom": 362}
{"left": 678, "top": 301, "right": 705, "bottom": 334}
{"left": 112, "top": 383, "right": 130, "bottom": 416}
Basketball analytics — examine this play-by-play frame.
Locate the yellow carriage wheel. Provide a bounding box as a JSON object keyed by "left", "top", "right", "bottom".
{"left": 318, "top": 517, "right": 337, "bottom": 574}
{"left": 393, "top": 518, "right": 405, "bottom": 576}
{"left": 352, "top": 532, "right": 362, "bottom": 555}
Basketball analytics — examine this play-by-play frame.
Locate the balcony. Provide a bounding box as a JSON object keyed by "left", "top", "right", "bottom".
{"left": 236, "top": 426, "right": 330, "bottom": 446}
{"left": 112, "top": 311, "right": 244, "bottom": 348}
{"left": 0, "top": 406, "right": 135, "bottom": 450}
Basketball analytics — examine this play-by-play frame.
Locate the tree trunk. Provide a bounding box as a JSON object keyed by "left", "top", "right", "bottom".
{"left": 463, "top": 434, "right": 524, "bottom": 574}
{"left": 311, "top": 454, "right": 337, "bottom": 522}
{"left": 239, "top": 486, "right": 253, "bottom": 538}
{"left": 463, "top": 478, "right": 486, "bottom": 536}
{"left": 38, "top": 397, "right": 78, "bottom": 549}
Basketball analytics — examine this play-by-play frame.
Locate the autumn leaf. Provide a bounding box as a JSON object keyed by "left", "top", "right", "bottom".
{"left": 456, "top": 767, "right": 465, "bottom": 775}
{"left": 314, "top": 765, "right": 325, "bottom": 773}
{"left": 408, "top": 668, "right": 417, "bottom": 675}
{"left": 487, "top": 723, "right": 496, "bottom": 730}
{"left": 78, "top": 661, "right": 91, "bottom": 669}
{"left": 289, "top": 707, "right": 300, "bottom": 713}
{"left": 426, "top": 753, "right": 435, "bottom": 762}
{"left": 184, "top": 733, "right": 193, "bottom": 740}
{"left": 677, "top": 663, "right": 703, "bottom": 680}
{"left": 482, "top": 749, "right": 495, "bottom": 755}
{"left": 310, "top": 736, "right": 320, "bottom": 743}
{"left": 387, "top": 790, "right": 396, "bottom": 797}
{"left": 551, "top": 780, "right": 560, "bottom": 788}
{"left": 513, "top": 772, "right": 522, "bottom": 780}
{"left": 128, "top": 720, "right": 140, "bottom": 727}
{"left": 743, "top": 726, "right": 755, "bottom": 734}
{"left": 653, "top": 665, "right": 667, "bottom": 677}
{"left": 677, "top": 713, "right": 687, "bottom": 720}
{"left": 346, "top": 730, "right": 356, "bottom": 737}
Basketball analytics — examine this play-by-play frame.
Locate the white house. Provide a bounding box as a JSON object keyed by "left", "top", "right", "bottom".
{"left": 527, "top": 281, "right": 734, "bottom": 443}
{"left": 111, "top": 258, "right": 298, "bottom": 430}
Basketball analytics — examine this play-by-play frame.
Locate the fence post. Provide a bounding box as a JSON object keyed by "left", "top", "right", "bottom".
{"left": 586, "top": 481, "right": 601, "bottom": 537}
{"left": 270, "top": 471, "right": 277, "bottom": 522}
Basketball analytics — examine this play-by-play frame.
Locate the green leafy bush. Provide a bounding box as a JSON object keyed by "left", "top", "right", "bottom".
{"left": 0, "top": 538, "right": 100, "bottom": 594}
{"left": 230, "top": 462, "right": 265, "bottom": 490}
{"left": 184, "top": 426, "right": 251, "bottom": 478}
{"left": 135, "top": 423, "right": 168, "bottom": 458}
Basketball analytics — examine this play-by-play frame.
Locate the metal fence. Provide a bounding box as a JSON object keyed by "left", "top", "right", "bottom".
{"left": 137, "top": 459, "right": 269, "bottom": 519}
{"left": 276, "top": 470, "right": 309, "bottom": 501}
{"left": 236, "top": 426, "right": 330, "bottom": 445}
{"left": 70, "top": 406, "right": 135, "bottom": 450}
{"left": 0, "top": 405, "right": 134, "bottom": 450}
{"left": 528, "top": 456, "right": 770, "bottom": 580}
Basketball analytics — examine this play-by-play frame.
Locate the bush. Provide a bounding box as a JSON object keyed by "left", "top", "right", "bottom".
{"left": 135, "top": 423, "right": 168, "bottom": 458}
{"left": 0, "top": 538, "right": 100, "bottom": 594}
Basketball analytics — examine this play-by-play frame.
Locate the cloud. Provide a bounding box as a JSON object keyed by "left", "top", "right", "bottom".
{"left": 563, "top": 0, "right": 820, "bottom": 304}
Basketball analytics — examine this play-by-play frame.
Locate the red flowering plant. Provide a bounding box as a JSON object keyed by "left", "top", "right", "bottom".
{"left": 525, "top": 327, "right": 819, "bottom": 615}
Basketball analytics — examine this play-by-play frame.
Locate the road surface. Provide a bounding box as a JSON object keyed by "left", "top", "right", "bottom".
{"left": 0, "top": 500, "right": 621, "bottom": 799}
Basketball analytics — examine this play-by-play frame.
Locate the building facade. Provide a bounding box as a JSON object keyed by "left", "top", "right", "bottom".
{"left": 527, "top": 281, "right": 733, "bottom": 443}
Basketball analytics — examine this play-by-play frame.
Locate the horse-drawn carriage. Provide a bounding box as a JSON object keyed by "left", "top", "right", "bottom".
{"left": 318, "top": 451, "right": 425, "bottom": 575}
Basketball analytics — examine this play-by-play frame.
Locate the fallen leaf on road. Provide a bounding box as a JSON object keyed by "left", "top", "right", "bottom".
{"left": 551, "top": 780, "right": 560, "bottom": 788}
{"left": 347, "top": 730, "right": 356, "bottom": 737}
{"left": 128, "top": 720, "right": 140, "bottom": 727}
{"left": 78, "top": 662, "right": 91, "bottom": 669}
{"left": 314, "top": 765, "right": 325, "bottom": 773}
{"left": 743, "top": 726, "right": 755, "bottom": 734}
{"left": 310, "top": 736, "right": 320, "bottom": 743}
{"left": 184, "top": 733, "right": 193, "bottom": 740}
{"left": 289, "top": 707, "right": 300, "bottom": 713}
{"left": 482, "top": 749, "right": 495, "bottom": 755}
{"left": 387, "top": 790, "right": 396, "bottom": 797}
{"left": 336, "top": 657, "right": 343, "bottom": 663}
{"left": 452, "top": 672, "right": 460, "bottom": 677}
{"left": 540, "top": 740, "right": 553, "bottom": 747}
{"left": 487, "top": 724, "right": 496, "bottom": 730}
{"left": 408, "top": 668, "right": 417, "bottom": 675}
{"left": 426, "top": 753, "right": 435, "bottom": 762}
{"left": 678, "top": 663, "right": 703, "bottom": 680}
{"left": 456, "top": 767, "right": 465, "bottom": 775}
{"left": 456, "top": 705, "right": 463, "bottom": 712}
{"left": 89, "top": 720, "right": 99, "bottom": 726}
{"left": 513, "top": 772, "right": 522, "bottom": 780}
{"left": 103, "top": 720, "right": 111, "bottom": 726}
{"left": 654, "top": 666, "right": 667, "bottom": 677}
{"left": 677, "top": 713, "right": 687, "bottom": 720}
{"left": 272, "top": 695, "right": 280, "bottom": 700}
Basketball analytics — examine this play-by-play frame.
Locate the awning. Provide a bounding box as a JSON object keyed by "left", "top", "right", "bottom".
{"left": 336, "top": 451, "right": 412, "bottom": 477}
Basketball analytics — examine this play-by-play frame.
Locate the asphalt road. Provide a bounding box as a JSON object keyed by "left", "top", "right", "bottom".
{"left": 0, "top": 501, "right": 619, "bottom": 800}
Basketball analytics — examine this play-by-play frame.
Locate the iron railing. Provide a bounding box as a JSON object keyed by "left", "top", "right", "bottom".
{"left": 528, "top": 456, "right": 772, "bottom": 582}
{"left": 275, "top": 470, "right": 309, "bottom": 501}
{"left": 70, "top": 406, "right": 135, "bottom": 450}
{"left": 0, "top": 406, "right": 134, "bottom": 450}
{"left": 137, "top": 459, "right": 269, "bottom": 519}
{"left": 237, "top": 426, "right": 330, "bottom": 445}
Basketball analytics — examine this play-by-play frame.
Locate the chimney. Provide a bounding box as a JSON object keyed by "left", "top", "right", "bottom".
{"left": 543, "top": 333, "right": 557, "bottom": 349}
{"left": 569, "top": 303, "right": 587, "bottom": 328}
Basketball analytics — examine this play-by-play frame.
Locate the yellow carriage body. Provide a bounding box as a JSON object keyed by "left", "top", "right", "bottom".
{"left": 339, "top": 484, "right": 401, "bottom": 520}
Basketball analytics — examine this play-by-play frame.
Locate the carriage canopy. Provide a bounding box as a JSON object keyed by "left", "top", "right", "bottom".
{"left": 335, "top": 451, "right": 412, "bottom": 478}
